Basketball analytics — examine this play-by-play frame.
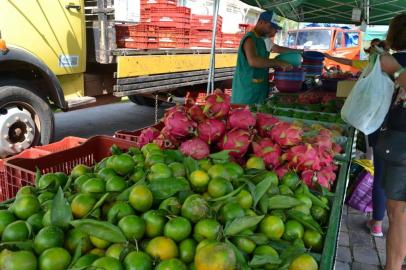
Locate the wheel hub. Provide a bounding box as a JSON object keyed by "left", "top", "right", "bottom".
{"left": 0, "top": 107, "right": 36, "bottom": 157}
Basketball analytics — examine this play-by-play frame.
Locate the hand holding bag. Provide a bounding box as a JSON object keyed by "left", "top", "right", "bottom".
{"left": 341, "top": 55, "right": 395, "bottom": 135}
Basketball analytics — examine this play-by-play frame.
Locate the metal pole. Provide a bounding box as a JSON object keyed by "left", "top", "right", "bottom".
{"left": 366, "top": 0, "right": 370, "bottom": 24}
{"left": 206, "top": 0, "right": 220, "bottom": 94}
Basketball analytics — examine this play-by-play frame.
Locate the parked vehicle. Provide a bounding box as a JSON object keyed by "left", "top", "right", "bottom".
{"left": 0, "top": 0, "right": 236, "bottom": 156}
{"left": 284, "top": 27, "right": 362, "bottom": 73}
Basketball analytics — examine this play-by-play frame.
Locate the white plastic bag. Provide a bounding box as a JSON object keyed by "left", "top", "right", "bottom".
{"left": 341, "top": 55, "right": 394, "bottom": 135}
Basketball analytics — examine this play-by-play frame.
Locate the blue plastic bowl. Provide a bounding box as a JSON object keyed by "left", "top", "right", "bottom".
{"left": 303, "top": 51, "right": 325, "bottom": 61}
{"left": 275, "top": 52, "right": 302, "bottom": 67}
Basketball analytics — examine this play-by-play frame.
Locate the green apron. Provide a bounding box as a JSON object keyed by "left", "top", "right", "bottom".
{"left": 231, "top": 31, "right": 270, "bottom": 105}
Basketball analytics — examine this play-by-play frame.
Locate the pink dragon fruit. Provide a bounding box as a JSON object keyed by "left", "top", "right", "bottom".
{"left": 303, "top": 133, "right": 333, "bottom": 152}
{"left": 164, "top": 111, "right": 196, "bottom": 138}
{"left": 313, "top": 135, "right": 333, "bottom": 150}
{"left": 153, "top": 128, "right": 180, "bottom": 149}
{"left": 332, "top": 143, "right": 343, "bottom": 155}
{"left": 252, "top": 138, "right": 281, "bottom": 168}
{"left": 220, "top": 129, "right": 252, "bottom": 158}
{"left": 256, "top": 113, "right": 279, "bottom": 137}
{"left": 188, "top": 105, "right": 206, "bottom": 123}
{"left": 271, "top": 122, "right": 303, "bottom": 148}
{"left": 203, "top": 89, "right": 231, "bottom": 119}
{"left": 164, "top": 105, "right": 186, "bottom": 118}
{"left": 301, "top": 166, "right": 337, "bottom": 190}
{"left": 198, "top": 119, "right": 226, "bottom": 144}
{"left": 301, "top": 170, "right": 316, "bottom": 188}
{"left": 228, "top": 107, "right": 256, "bottom": 130}
{"left": 275, "top": 165, "right": 290, "bottom": 180}
{"left": 282, "top": 143, "right": 321, "bottom": 171}
{"left": 315, "top": 168, "right": 335, "bottom": 190}
{"left": 136, "top": 127, "right": 160, "bottom": 148}
{"left": 180, "top": 138, "right": 210, "bottom": 160}
{"left": 316, "top": 146, "right": 334, "bottom": 167}
{"left": 318, "top": 128, "right": 333, "bottom": 137}
{"left": 320, "top": 165, "right": 337, "bottom": 183}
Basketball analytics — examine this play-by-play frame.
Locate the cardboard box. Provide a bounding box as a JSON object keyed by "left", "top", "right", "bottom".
{"left": 336, "top": 80, "right": 357, "bottom": 97}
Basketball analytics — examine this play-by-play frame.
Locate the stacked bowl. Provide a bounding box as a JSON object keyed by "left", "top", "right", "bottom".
{"left": 271, "top": 52, "right": 305, "bottom": 93}
{"left": 302, "top": 51, "right": 325, "bottom": 76}
{"left": 273, "top": 67, "right": 305, "bottom": 92}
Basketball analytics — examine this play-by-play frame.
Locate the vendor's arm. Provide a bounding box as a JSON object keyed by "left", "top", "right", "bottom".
{"left": 381, "top": 54, "right": 406, "bottom": 88}
{"left": 244, "top": 38, "right": 292, "bottom": 70}
{"left": 271, "top": 44, "right": 303, "bottom": 54}
{"left": 324, "top": 53, "right": 353, "bottom": 66}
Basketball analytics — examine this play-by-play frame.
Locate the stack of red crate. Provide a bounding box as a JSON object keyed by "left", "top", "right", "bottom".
{"left": 140, "top": 0, "right": 177, "bottom": 22}
{"left": 190, "top": 15, "right": 222, "bottom": 48}
{"left": 191, "top": 15, "right": 222, "bottom": 31}
{"left": 239, "top": 23, "right": 255, "bottom": 34}
{"left": 190, "top": 31, "right": 222, "bottom": 48}
{"left": 221, "top": 33, "right": 244, "bottom": 48}
{"left": 116, "top": 24, "right": 159, "bottom": 49}
{"left": 117, "top": 0, "right": 191, "bottom": 49}
{"left": 149, "top": 6, "right": 191, "bottom": 48}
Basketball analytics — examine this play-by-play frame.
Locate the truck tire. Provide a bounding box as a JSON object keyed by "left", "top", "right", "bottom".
{"left": 0, "top": 81, "right": 54, "bottom": 155}
{"left": 128, "top": 95, "right": 162, "bottom": 107}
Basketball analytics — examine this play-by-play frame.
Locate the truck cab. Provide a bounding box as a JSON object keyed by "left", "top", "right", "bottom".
{"left": 284, "top": 27, "right": 362, "bottom": 73}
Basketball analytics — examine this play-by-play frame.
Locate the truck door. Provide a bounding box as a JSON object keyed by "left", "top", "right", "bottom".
{"left": 327, "top": 30, "right": 361, "bottom": 73}
{"left": 0, "top": 0, "right": 86, "bottom": 76}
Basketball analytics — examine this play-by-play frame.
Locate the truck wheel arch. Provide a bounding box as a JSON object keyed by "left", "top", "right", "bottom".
{"left": 0, "top": 46, "right": 68, "bottom": 110}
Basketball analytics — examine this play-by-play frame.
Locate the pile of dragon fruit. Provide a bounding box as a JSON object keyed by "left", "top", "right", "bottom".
{"left": 136, "top": 90, "right": 345, "bottom": 190}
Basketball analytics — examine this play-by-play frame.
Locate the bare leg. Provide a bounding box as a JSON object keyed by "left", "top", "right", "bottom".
{"left": 385, "top": 199, "right": 406, "bottom": 270}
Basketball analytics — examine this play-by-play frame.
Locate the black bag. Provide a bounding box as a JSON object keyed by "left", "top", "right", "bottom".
{"left": 387, "top": 104, "right": 406, "bottom": 132}
{"left": 375, "top": 129, "right": 406, "bottom": 166}
{"left": 374, "top": 83, "right": 406, "bottom": 165}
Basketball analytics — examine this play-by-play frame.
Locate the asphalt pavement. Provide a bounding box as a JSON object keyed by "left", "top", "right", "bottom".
{"left": 54, "top": 101, "right": 170, "bottom": 140}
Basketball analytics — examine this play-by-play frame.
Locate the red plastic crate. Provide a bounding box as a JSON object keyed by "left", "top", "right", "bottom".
{"left": 145, "top": 7, "right": 191, "bottom": 28}
{"left": 221, "top": 43, "right": 238, "bottom": 48}
{"left": 191, "top": 15, "right": 222, "bottom": 31}
{"left": 239, "top": 23, "right": 254, "bottom": 34}
{"left": 5, "top": 136, "right": 138, "bottom": 193}
{"left": 118, "top": 37, "right": 189, "bottom": 49}
{"left": 150, "top": 6, "right": 191, "bottom": 15}
{"left": 221, "top": 33, "right": 243, "bottom": 48}
{"left": 140, "top": 15, "right": 152, "bottom": 23}
{"left": 34, "top": 136, "right": 86, "bottom": 153}
{"left": 0, "top": 160, "right": 6, "bottom": 202}
{"left": 190, "top": 38, "right": 222, "bottom": 48}
{"left": 141, "top": 0, "right": 176, "bottom": 10}
{"left": 222, "top": 33, "right": 243, "bottom": 41}
{"left": 115, "top": 122, "right": 164, "bottom": 143}
{"left": 191, "top": 30, "right": 221, "bottom": 37}
{"left": 117, "top": 39, "right": 151, "bottom": 49}
{"left": 154, "top": 27, "right": 190, "bottom": 39}
{"left": 1, "top": 148, "right": 51, "bottom": 201}
{"left": 115, "top": 24, "right": 158, "bottom": 38}
{"left": 156, "top": 37, "right": 189, "bottom": 48}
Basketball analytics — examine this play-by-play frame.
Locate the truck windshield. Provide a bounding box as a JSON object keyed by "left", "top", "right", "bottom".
{"left": 285, "top": 30, "right": 332, "bottom": 50}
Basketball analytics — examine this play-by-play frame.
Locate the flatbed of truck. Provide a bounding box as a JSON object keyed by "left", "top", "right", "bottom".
{"left": 112, "top": 48, "right": 238, "bottom": 56}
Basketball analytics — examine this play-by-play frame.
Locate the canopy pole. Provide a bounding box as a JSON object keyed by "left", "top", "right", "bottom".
{"left": 363, "top": 0, "right": 370, "bottom": 24}
{"left": 207, "top": 0, "right": 221, "bottom": 94}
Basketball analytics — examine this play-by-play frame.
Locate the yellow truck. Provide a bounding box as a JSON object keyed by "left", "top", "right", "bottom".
{"left": 0, "top": 0, "right": 237, "bottom": 156}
